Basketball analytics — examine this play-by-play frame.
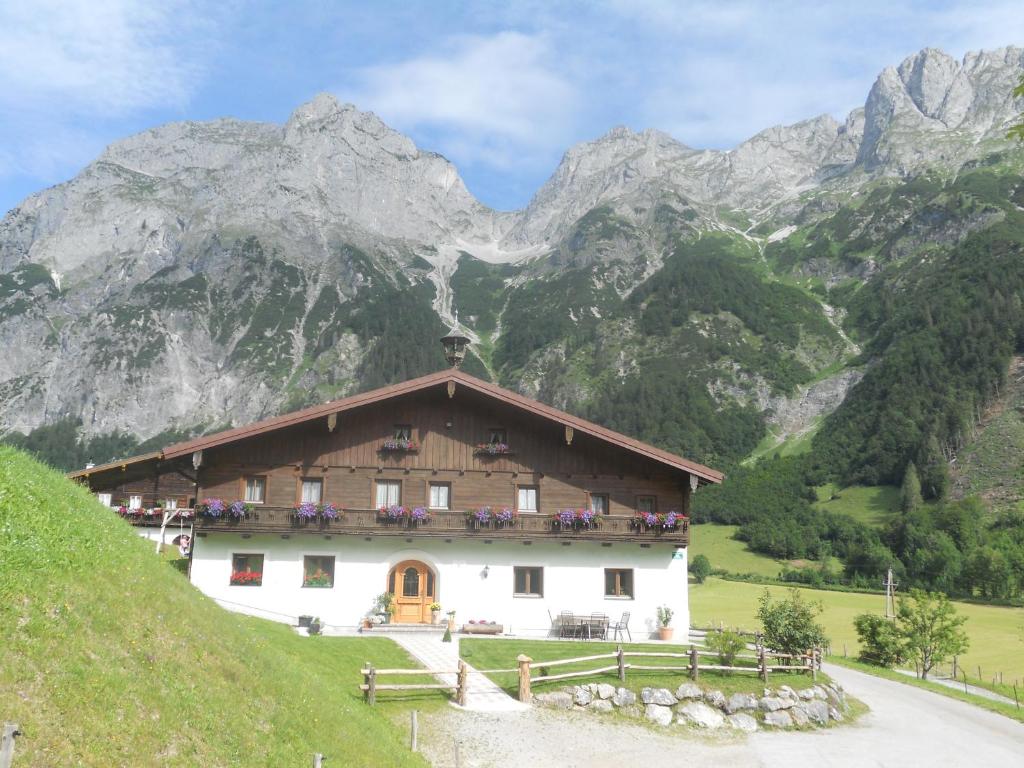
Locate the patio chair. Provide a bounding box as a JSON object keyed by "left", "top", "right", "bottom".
{"left": 559, "top": 610, "right": 577, "bottom": 638}
{"left": 609, "top": 611, "right": 631, "bottom": 642}
{"left": 587, "top": 613, "right": 609, "bottom": 640}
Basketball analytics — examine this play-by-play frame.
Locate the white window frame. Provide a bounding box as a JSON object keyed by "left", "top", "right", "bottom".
{"left": 164, "top": 498, "right": 178, "bottom": 510}
{"left": 97, "top": 492, "right": 112, "bottom": 507}
{"left": 589, "top": 493, "right": 609, "bottom": 515}
{"left": 245, "top": 475, "right": 266, "bottom": 504}
{"left": 428, "top": 482, "right": 450, "bottom": 510}
{"left": 517, "top": 485, "right": 538, "bottom": 513}
{"left": 128, "top": 495, "right": 143, "bottom": 510}
{"left": 375, "top": 480, "right": 401, "bottom": 508}
{"left": 300, "top": 478, "right": 323, "bottom": 504}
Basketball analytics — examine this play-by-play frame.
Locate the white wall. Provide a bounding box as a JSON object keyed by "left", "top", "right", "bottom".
{"left": 190, "top": 533, "right": 689, "bottom": 638}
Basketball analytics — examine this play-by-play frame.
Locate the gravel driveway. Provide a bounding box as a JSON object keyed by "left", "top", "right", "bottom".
{"left": 419, "top": 663, "right": 1024, "bottom": 767}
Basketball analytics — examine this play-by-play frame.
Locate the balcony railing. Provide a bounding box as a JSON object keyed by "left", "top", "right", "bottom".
{"left": 194, "top": 507, "right": 689, "bottom": 545}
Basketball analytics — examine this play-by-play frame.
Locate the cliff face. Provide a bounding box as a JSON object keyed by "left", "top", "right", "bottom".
{"left": 1, "top": 47, "right": 1023, "bottom": 466}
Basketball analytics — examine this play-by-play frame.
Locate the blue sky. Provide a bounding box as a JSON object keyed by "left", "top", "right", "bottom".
{"left": 1, "top": 0, "right": 1022, "bottom": 215}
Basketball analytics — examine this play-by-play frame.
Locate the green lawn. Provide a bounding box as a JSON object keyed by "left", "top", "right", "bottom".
{"left": 0, "top": 446, "right": 438, "bottom": 766}
{"left": 813, "top": 483, "right": 901, "bottom": 528}
{"left": 460, "top": 638, "right": 822, "bottom": 697}
{"left": 689, "top": 523, "right": 789, "bottom": 576}
{"left": 690, "top": 578, "right": 1024, "bottom": 691}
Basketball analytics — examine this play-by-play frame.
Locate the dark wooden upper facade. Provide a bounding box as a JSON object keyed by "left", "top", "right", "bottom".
{"left": 73, "top": 370, "right": 722, "bottom": 545}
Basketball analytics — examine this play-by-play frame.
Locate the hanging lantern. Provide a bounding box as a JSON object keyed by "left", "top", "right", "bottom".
{"left": 440, "top": 329, "right": 470, "bottom": 369}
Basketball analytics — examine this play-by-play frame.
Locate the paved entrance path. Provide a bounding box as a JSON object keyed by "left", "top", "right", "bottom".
{"left": 382, "top": 632, "right": 529, "bottom": 713}
{"left": 417, "top": 660, "right": 1024, "bottom": 767}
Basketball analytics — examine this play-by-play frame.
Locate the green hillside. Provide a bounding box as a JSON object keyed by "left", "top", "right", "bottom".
{"left": 0, "top": 446, "right": 432, "bottom": 766}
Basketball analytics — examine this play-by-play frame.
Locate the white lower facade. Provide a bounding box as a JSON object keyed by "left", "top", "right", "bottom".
{"left": 190, "top": 533, "right": 689, "bottom": 639}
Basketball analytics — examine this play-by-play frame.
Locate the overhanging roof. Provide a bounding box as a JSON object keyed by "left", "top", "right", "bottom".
{"left": 68, "top": 451, "right": 163, "bottom": 480}
{"left": 159, "top": 369, "right": 723, "bottom": 483}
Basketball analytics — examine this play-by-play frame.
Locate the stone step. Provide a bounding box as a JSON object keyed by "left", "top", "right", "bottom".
{"left": 365, "top": 624, "right": 446, "bottom": 634}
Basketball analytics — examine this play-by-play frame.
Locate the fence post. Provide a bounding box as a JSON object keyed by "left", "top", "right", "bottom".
{"left": 810, "top": 649, "right": 817, "bottom": 682}
{"left": 759, "top": 649, "right": 768, "bottom": 683}
{"left": 689, "top": 646, "right": 699, "bottom": 681}
{"left": 456, "top": 659, "right": 468, "bottom": 707}
{"left": 410, "top": 710, "right": 418, "bottom": 752}
{"left": 517, "top": 654, "right": 533, "bottom": 702}
{"left": 312, "top": 754, "right": 323, "bottom": 768}
{"left": 1, "top": 723, "right": 20, "bottom": 768}
{"left": 617, "top": 645, "right": 625, "bottom": 682}
{"left": 365, "top": 662, "right": 376, "bottom": 706}
{"left": 1013, "top": 683, "right": 1020, "bottom": 711}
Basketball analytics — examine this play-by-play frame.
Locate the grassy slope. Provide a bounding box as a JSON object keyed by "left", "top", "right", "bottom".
{"left": 812, "top": 483, "right": 901, "bottom": 528}
{"left": 689, "top": 523, "right": 790, "bottom": 577}
{"left": 460, "top": 638, "right": 820, "bottom": 697}
{"left": 690, "top": 578, "right": 1024, "bottom": 688}
{"left": 0, "top": 447, "right": 436, "bottom": 767}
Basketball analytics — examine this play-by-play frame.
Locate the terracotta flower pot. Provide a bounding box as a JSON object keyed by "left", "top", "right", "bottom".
{"left": 658, "top": 626, "right": 674, "bottom": 641}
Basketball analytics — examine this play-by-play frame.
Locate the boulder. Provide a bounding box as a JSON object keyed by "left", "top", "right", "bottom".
{"left": 677, "top": 701, "right": 725, "bottom": 729}
{"left": 596, "top": 683, "right": 616, "bottom": 700}
{"left": 726, "top": 713, "right": 759, "bottom": 733}
{"left": 789, "top": 705, "right": 810, "bottom": 727}
{"left": 811, "top": 686, "right": 828, "bottom": 700}
{"left": 645, "top": 703, "right": 674, "bottom": 726}
{"left": 675, "top": 682, "right": 703, "bottom": 700}
{"left": 612, "top": 687, "right": 636, "bottom": 707}
{"left": 725, "top": 693, "right": 758, "bottom": 713}
{"left": 829, "top": 706, "right": 844, "bottom": 722}
{"left": 573, "top": 687, "right": 592, "bottom": 706}
{"left": 778, "top": 685, "right": 797, "bottom": 699}
{"left": 534, "top": 691, "right": 573, "bottom": 709}
{"left": 590, "top": 699, "right": 614, "bottom": 713}
{"left": 804, "top": 699, "right": 830, "bottom": 725}
{"left": 641, "top": 687, "right": 677, "bottom": 706}
{"left": 758, "top": 696, "right": 786, "bottom": 712}
{"left": 704, "top": 689, "right": 726, "bottom": 709}
{"left": 797, "top": 688, "right": 816, "bottom": 701}
{"left": 763, "top": 710, "right": 794, "bottom": 728}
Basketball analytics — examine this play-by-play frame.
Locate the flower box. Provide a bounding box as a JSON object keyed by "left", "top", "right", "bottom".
{"left": 377, "top": 505, "right": 431, "bottom": 527}
{"left": 630, "top": 511, "right": 684, "bottom": 533}
{"left": 230, "top": 571, "right": 262, "bottom": 586}
{"left": 551, "top": 508, "right": 599, "bottom": 531}
{"left": 380, "top": 438, "right": 418, "bottom": 452}
{"left": 461, "top": 622, "right": 503, "bottom": 635}
{"left": 474, "top": 442, "right": 512, "bottom": 456}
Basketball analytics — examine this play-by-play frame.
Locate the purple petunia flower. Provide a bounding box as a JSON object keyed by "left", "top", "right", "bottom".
{"left": 320, "top": 503, "right": 339, "bottom": 519}
{"left": 410, "top": 506, "right": 429, "bottom": 521}
{"left": 475, "top": 507, "right": 492, "bottom": 522}
{"left": 557, "top": 509, "right": 575, "bottom": 525}
{"left": 295, "top": 502, "right": 318, "bottom": 519}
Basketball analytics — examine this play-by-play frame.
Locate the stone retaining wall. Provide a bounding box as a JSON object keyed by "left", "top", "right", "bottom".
{"left": 533, "top": 681, "right": 849, "bottom": 733}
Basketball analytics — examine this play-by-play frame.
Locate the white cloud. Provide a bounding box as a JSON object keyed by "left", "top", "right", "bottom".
{"left": 340, "top": 31, "right": 578, "bottom": 169}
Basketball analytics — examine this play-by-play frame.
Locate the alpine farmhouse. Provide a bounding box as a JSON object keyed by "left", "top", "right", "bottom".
{"left": 72, "top": 333, "right": 722, "bottom": 637}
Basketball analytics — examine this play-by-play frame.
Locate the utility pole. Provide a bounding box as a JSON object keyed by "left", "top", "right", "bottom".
{"left": 883, "top": 566, "right": 899, "bottom": 619}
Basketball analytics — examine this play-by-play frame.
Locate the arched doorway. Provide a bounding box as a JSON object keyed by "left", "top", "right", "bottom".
{"left": 387, "top": 560, "right": 436, "bottom": 624}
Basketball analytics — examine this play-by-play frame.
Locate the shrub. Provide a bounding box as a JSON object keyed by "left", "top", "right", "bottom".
{"left": 757, "top": 588, "right": 827, "bottom": 656}
{"left": 689, "top": 554, "right": 712, "bottom": 583}
{"left": 853, "top": 613, "right": 906, "bottom": 667}
{"left": 706, "top": 629, "right": 747, "bottom": 667}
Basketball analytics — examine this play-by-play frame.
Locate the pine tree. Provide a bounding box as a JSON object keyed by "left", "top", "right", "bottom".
{"left": 900, "top": 462, "right": 923, "bottom": 513}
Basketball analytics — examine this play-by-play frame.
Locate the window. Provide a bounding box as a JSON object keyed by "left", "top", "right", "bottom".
{"left": 164, "top": 498, "right": 178, "bottom": 510}
{"left": 300, "top": 478, "right": 322, "bottom": 504}
{"left": 604, "top": 568, "right": 634, "bottom": 598}
{"left": 637, "top": 496, "right": 656, "bottom": 514}
{"left": 394, "top": 424, "right": 412, "bottom": 440}
{"left": 231, "top": 553, "right": 264, "bottom": 586}
{"left": 245, "top": 475, "right": 266, "bottom": 504}
{"left": 590, "top": 493, "right": 610, "bottom": 515}
{"left": 303, "top": 555, "right": 335, "bottom": 588}
{"left": 97, "top": 492, "right": 112, "bottom": 507}
{"left": 402, "top": 566, "right": 420, "bottom": 597}
{"left": 517, "top": 485, "right": 538, "bottom": 513}
{"left": 429, "top": 482, "right": 450, "bottom": 510}
{"left": 375, "top": 480, "right": 401, "bottom": 508}
{"left": 129, "top": 495, "right": 142, "bottom": 510}
{"left": 514, "top": 566, "right": 543, "bottom": 597}
{"left": 488, "top": 428, "right": 507, "bottom": 444}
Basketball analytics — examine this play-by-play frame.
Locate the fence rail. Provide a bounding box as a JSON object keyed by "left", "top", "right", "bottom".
{"left": 514, "top": 645, "right": 821, "bottom": 701}
{"left": 360, "top": 661, "right": 467, "bottom": 706}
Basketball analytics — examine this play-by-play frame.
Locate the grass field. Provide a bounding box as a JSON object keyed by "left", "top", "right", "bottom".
{"left": 0, "top": 447, "right": 438, "bottom": 766}
{"left": 460, "top": 638, "right": 822, "bottom": 697}
{"left": 813, "top": 483, "right": 901, "bottom": 528}
{"left": 690, "top": 578, "right": 1024, "bottom": 691}
{"left": 689, "top": 523, "right": 789, "bottom": 576}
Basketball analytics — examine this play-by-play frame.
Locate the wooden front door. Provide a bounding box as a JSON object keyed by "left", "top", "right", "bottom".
{"left": 389, "top": 560, "right": 435, "bottom": 624}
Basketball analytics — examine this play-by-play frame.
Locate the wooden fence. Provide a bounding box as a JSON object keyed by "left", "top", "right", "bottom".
{"left": 514, "top": 645, "right": 820, "bottom": 702}
{"left": 360, "top": 660, "right": 468, "bottom": 706}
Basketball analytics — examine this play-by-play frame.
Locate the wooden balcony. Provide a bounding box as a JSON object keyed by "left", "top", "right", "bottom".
{"left": 193, "top": 507, "right": 689, "bottom": 546}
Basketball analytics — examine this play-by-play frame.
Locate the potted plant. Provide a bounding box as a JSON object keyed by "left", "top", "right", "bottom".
{"left": 308, "top": 616, "right": 322, "bottom": 635}
{"left": 446, "top": 609, "right": 456, "bottom": 631}
{"left": 298, "top": 614, "right": 314, "bottom": 628}
{"left": 374, "top": 592, "right": 395, "bottom": 624}
{"left": 657, "top": 605, "right": 674, "bottom": 641}
{"left": 430, "top": 602, "right": 442, "bottom": 624}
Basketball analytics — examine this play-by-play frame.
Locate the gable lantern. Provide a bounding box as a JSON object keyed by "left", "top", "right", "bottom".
{"left": 440, "top": 326, "right": 470, "bottom": 369}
